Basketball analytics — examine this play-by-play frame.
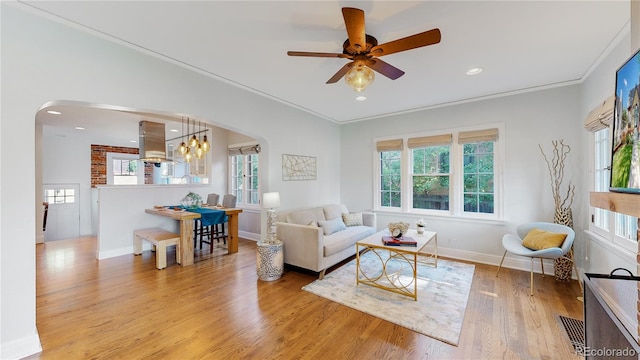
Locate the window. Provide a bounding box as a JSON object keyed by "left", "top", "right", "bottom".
{"left": 113, "top": 159, "right": 138, "bottom": 185}
{"left": 106, "top": 153, "right": 144, "bottom": 185}
{"left": 376, "top": 127, "right": 501, "bottom": 219}
{"left": 591, "top": 127, "right": 637, "bottom": 249}
{"left": 229, "top": 144, "right": 260, "bottom": 206}
{"left": 44, "top": 188, "right": 75, "bottom": 204}
{"left": 377, "top": 139, "right": 403, "bottom": 208}
{"left": 410, "top": 135, "right": 451, "bottom": 211}
{"left": 462, "top": 142, "right": 494, "bottom": 214}
{"left": 593, "top": 128, "right": 610, "bottom": 232}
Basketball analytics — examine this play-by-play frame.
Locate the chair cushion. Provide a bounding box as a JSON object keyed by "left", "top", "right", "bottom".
{"left": 522, "top": 228, "right": 567, "bottom": 250}
{"left": 318, "top": 217, "right": 347, "bottom": 235}
{"left": 342, "top": 212, "right": 363, "bottom": 226}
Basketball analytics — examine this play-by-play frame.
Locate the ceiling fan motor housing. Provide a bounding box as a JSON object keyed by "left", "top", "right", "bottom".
{"left": 343, "top": 34, "right": 378, "bottom": 55}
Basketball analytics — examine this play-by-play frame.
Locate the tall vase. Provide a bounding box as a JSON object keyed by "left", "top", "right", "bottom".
{"left": 553, "top": 207, "right": 573, "bottom": 282}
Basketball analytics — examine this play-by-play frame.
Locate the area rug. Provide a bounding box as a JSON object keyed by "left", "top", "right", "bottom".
{"left": 302, "top": 252, "right": 475, "bottom": 346}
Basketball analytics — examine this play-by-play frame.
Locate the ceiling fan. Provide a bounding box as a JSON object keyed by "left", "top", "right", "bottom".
{"left": 287, "top": 7, "right": 441, "bottom": 92}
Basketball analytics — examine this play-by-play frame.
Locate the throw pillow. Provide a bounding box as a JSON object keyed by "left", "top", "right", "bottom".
{"left": 342, "top": 212, "right": 363, "bottom": 227}
{"left": 521, "top": 228, "right": 567, "bottom": 250}
{"left": 317, "top": 217, "right": 347, "bottom": 236}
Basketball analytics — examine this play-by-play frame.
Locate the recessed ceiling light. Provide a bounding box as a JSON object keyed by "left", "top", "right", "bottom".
{"left": 74, "top": 126, "right": 85, "bottom": 130}
{"left": 356, "top": 96, "right": 367, "bottom": 101}
{"left": 466, "top": 67, "right": 483, "bottom": 76}
{"left": 130, "top": 140, "right": 137, "bottom": 143}
{"left": 170, "top": 129, "right": 179, "bottom": 132}
{"left": 47, "top": 110, "right": 62, "bottom": 115}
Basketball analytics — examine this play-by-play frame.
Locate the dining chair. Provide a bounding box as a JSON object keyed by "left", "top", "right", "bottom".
{"left": 194, "top": 193, "right": 220, "bottom": 249}
{"left": 211, "top": 194, "right": 237, "bottom": 245}
{"left": 207, "top": 193, "right": 220, "bottom": 206}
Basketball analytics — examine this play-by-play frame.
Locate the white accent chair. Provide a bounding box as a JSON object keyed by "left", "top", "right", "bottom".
{"left": 496, "top": 222, "right": 578, "bottom": 296}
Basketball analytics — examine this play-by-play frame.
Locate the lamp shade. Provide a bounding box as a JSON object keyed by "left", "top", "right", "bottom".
{"left": 263, "top": 192, "right": 280, "bottom": 208}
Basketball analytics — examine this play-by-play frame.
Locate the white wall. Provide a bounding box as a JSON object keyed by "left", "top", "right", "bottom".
{"left": 341, "top": 85, "right": 583, "bottom": 267}
{"left": 0, "top": 5, "right": 341, "bottom": 358}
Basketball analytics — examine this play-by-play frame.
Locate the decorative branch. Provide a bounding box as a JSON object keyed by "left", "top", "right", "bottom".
{"left": 539, "top": 140, "right": 575, "bottom": 210}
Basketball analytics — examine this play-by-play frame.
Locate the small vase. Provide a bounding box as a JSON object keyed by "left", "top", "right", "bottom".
{"left": 553, "top": 207, "right": 573, "bottom": 282}
{"left": 417, "top": 226, "right": 425, "bottom": 234}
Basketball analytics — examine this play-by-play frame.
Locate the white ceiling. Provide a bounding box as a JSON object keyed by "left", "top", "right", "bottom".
{"left": 22, "top": 1, "right": 630, "bottom": 144}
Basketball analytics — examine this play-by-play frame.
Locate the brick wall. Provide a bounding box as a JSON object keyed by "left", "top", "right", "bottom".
{"left": 90, "top": 144, "right": 152, "bottom": 187}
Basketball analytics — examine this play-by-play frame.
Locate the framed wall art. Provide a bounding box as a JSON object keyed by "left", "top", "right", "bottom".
{"left": 282, "top": 154, "right": 316, "bottom": 181}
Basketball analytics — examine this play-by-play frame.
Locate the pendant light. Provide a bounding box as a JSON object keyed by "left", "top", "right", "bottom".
{"left": 184, "top": 146, "right": 192, "bottom": 162}
{"left": 189, "top": 118, "right": 198, "bottom": 148}
{"left": 201, "top": 125, "right": 210, "bottom": 153}
{"left": 178, "top": 117, "right": 187, "bottom": 156}
{"left": 195, "top": 121, "right": 204, "bottom": 159}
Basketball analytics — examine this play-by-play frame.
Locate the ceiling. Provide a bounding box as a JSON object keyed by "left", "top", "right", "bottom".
{"left": 21, "top": 1, "right": 630, "bottom": 145}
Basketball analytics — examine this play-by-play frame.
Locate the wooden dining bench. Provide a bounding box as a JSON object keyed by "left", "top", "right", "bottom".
{"left": 133, "top": 228, "right": 180, "bottom": 270}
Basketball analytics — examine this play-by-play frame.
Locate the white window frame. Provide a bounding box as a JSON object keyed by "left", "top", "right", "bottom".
{"left": 374, "top": 124, "right": 504, "bottom": 221}
{"left": 106, "top": 152, "right": 144, "bottom": 185}
{"left": 228, "top": 149, "right": 260, "bottom": 209}
{"left": 589, "top": 127, "right": 637, "bottom": 253}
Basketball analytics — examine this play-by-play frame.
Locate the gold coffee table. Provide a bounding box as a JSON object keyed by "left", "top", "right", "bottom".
{"left": 356, "top": 229, "right": 437, "bottom": 301}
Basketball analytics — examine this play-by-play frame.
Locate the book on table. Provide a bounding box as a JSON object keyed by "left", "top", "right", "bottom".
{"left": 382, "top": 236, "right": 417, "bottom": 247}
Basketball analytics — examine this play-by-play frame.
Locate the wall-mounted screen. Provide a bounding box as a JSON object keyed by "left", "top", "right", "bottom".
{"left": 611, "top": 48, "right": 640, "bottom": 193}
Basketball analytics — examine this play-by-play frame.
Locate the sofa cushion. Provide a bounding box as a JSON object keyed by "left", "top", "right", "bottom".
{"left": 342, "top": 212, "right": 363, "bottom": 226}
{"left": 287, "top": 207, "right": 325, "bottom": 225}
{"left": 323, "top": 204, "right": 348, "bottom": 220}
{"left": 323, "top": 226, "right": 376, "bottom": 257}
{"left": 318, "top": 217, "right": 347, "bottom": 235}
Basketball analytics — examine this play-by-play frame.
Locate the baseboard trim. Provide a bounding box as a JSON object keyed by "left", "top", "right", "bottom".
{"left": 239, "top": 230, "right": 259, "bottom": 242}
{"left": 438, "top": 247, "right": 578, "bottom": 279}
{"left": 1, "top": 331, "right": 42, "bottom": 360}
{"left": 97, "top": 246, "right": 133, "bottom": 260}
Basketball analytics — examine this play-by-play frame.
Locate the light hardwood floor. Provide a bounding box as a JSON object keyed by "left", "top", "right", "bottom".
{"left": 27, "top": 237, "right": 583, "bottom": 359}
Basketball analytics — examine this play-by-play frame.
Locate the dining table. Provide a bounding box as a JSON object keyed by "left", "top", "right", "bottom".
{"left": 145, "top": 206, "right": 243, "bottom": 266}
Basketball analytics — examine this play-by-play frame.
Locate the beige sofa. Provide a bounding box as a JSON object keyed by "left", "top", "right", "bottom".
{"left": 276, "top": 204, "right": 376, "bottom": 278}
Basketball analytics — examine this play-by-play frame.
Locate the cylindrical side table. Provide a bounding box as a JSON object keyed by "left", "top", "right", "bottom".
{"left": 256, "top": 241, "right": 284, "bottom": 281}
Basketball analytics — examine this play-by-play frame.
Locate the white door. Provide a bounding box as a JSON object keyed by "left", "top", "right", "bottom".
{"left": 43, "top": 184, "right": 80, "bottom": 241}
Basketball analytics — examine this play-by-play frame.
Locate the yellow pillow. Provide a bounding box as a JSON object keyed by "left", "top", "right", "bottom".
{"left": 522, "top": 228, "right": 567, "bottom": 250}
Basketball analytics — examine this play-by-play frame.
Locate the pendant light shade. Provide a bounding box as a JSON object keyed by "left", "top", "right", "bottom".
{"left": 178, "top": 117, "right": 187, "bottom": 155}
{"left": 201, "top": 134, "right": 210, "bottom": 152}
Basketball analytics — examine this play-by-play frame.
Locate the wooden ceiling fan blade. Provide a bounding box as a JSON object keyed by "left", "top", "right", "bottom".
{"left": 366, "top": 58, "right": 405, "bottom": 80}
{"left": 287, "top": 51, "right": 351, "bottom": 58}
{"left": 342, "top": 7, "right": 366, "bottom": 53}
{"left": 371, "top": 28, "right": 441, "bottom": 57}
{"left": 326, "top": 63, "right": 353, "bottom": 84}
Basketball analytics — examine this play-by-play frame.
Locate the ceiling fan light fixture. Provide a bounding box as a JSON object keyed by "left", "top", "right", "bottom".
{"left": 345, "top": 65, "right": 374, "bottom": 92}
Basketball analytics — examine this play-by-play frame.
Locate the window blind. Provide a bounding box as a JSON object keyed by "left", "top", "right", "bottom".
{"left": 458, "top": 128, "right": 499, "bottom": 144}
{"left": 228, "top": 144, "right": 260, "bottom": 155}
{"left": 376, "top": 139, "right": 403, "bottom": 151}
{"left": 407, "top": 134, "right": 452, "bottom": 148}
{"left": 584, "top": 95, "right": 614, "bottom": 132}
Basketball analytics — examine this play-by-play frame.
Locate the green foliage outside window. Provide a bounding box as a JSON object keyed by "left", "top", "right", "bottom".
{"left": 380, "top": 151, "right": 401, "bottom": 207}
{"left": 463, "top": 142, "right": 494, "bottom": 214}
{"left": 412, "top": 145, "right": 450, "bottom": 210}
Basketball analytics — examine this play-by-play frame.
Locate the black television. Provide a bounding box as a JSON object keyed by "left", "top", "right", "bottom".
{"left": 611, "top": 48, "right": 640, "bottom": 193}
